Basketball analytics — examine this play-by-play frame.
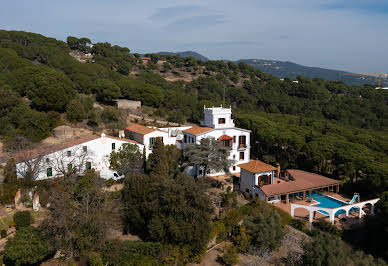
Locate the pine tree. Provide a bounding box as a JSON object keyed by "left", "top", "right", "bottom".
{"left": 184, "top": 137, "right": 233, "bottom": 177}
{"left": 147, "top": 138, "right": 169, "bottom": 178}
{"left": 3, "top": 158, "right": 17, "bottom": 184}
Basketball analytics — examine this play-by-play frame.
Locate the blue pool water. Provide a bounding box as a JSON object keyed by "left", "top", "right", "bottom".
{"left": 309, "top": 192, "right": 355, "bottom": 215}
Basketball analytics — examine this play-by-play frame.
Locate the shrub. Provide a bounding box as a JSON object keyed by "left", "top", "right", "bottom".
{"left": 105, "top": 178, "right": 115, "bottom": 187}
{"left": 3, "top": 227, "right": 51, "bottom": 265}
{"left": 1, "top": 229, "right": 7, "bottom": 238}
{"left": 289, "top": 218, "right": 307, "bottom": 232}
{"left": 13, "top": 211, "right": 32, "bottom": 230}
{"left": 219, "top": 244, "right": 238, "bottom": 266}
{"left": 211, "top": 221, "right": 227, "bottom": 243}
{"left": 101, "top": 240, "right": 163, "bottom": 265}
{"left": 0, "top": 183, "right": 18, "bottom": 204}
{"left": 101, "top": 107, "right": 119, "bottom": 123}
{"left": 88, "top": 252, "right": 103, "bottom": 266}
{"left": 312, "top": 219, "right": 341, "bottom": 236}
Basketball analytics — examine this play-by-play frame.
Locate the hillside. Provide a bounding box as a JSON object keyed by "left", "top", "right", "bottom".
{"left": 155, "top": 50, "right": 385, "bottom": 86}
{"left": 158, "top": 51, "right": 209, "bottom": 61}
{"left": 0, "top": 30, "right": 387, "bottom": 194}
{"left": 0, "top": 29, "right": 387, "bottom": 263}
{"left": 238, "top": 59, "right": 386, "bottom": 87}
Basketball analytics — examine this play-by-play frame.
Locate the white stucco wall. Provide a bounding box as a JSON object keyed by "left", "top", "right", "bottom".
{"left": 239, "top": 169, "right": 275, "bottom": 200}
{"left": 16, "top": 135, "right": 144, "bottom": 180}
{"left": 156, "top": 126, "right": 192, "bottom": 147}
{"left": 183, "top": 127, "right": 251, "bottom": 177}
{"left": 200, "top": 107, "right": 235, "bottom": 129}
{"left": 143, "top": 130, "right": 169, "bottom": 157}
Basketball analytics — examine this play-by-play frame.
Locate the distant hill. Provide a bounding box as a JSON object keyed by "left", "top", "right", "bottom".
{"left": 156, "top": 51, "right": 385, "bottom": 86}
{"left": 158, "top": 51, "right": 209, "bottom": 61}
{"left": 237, "top": 59, "right": 386, "bottom": 87}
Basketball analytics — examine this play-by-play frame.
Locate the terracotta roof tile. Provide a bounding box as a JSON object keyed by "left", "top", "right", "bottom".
{"left": 238, "top": 160, "right": 276, "bottom": 173}
{"left": 105, "top": 135, "right": 140, "bottom": 144}
{"left": 260, "top": 169, "right": 340, "bottom": 197}
{"left": 218, "top": 134, "right": 233, "bottom": 141}
{"left": 125, "top": 124, "right": 156, "bottom": 135}
{"left": 183, "top": 126, "right": 213, "bottom": 135}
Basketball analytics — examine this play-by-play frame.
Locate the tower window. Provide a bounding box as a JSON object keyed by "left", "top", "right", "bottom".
{"left": 112, "top": 143, "right": 116, "bottom": 150}
{"left": 218, "top": 118, "right": 226, "bottom": 124}
{"left": 239, "top": 152, "right": 245, "bottom": 160}
{"left": 83, "top": 146, "right": 87, "bottom": 152}
{"left": 67, "top": 151, "right": 71, "bottom": 157}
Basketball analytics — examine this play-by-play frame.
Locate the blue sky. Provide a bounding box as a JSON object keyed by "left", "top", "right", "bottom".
{"left": 1, "top": 0, "right": 387, "bottom": 73}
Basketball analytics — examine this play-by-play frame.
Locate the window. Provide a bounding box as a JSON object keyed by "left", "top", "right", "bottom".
{"left": 184, "top": 135, "right": 187, "bottom": 143}
{"left": 46, "top": 158, "right": 50, "bottom": 163}
{"left": 149, "top": 137, "right": 157, "bottom": 149}
{"left": 112, "top": 143, "right": 116, "bottom": 150}
{"left": 233, "top": 136, "right": 236, "bottom": 143}
{"left": 239, "top": 152, "right": 245, "bottom": 160}
{"left": 86, "top": 162, "right": 92, "bottom": 170}
{"left": 83, "top": 146, "right": 87, "bottom": 152}
{"left": 47, "top": 168, "right": 52, "bottom": 177}
{"left": 67, "top": 163, "right": 72, "bottom": 172}
{"left": 233, "top": 166, "right": 236, "bottom": 171}
{"left": 223, "top": 140, "right": 231, "bottom": 147}
{"left": 233, "top": 154, "right": 236, "bottom": 159}
{"left": 238, "top": 136, "right": 246, "bottom": 145}
{"left": 218, "top": 118, "right": 225, "bottom": 124}
{"left": 67, "top": 151, "right": 71, "bottom": 157}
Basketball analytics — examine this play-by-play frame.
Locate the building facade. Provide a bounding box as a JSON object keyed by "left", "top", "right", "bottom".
{"left": 16, "top": 134, "right": 144, "bottom": 180}
{"left": 182, "top": 106, "right": 251, "bottom": 176}
{"left": 125, "top": 124, "right": 169, "bottom": 157}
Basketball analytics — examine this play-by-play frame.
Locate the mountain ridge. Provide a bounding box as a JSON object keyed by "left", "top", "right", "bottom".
{"left": 156, "top": 50, "right": 384, "bottom": 86}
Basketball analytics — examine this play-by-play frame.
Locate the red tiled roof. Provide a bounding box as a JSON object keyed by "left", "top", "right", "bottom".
{"left": 260, "top": 169, "right": 340, "bottom": 197}
{"left": 183, "top": 126, "right": 213, "bottom": 135}
{"left": 218, "top": 134, "right": 233, "bottom": 141}
{"left": 125, "top": 124, "right": 157, "bottom": 135}
{"left": 238, "top": 160, "right": 276, "bottom": 173}
{"left": 105, "top": 135, "right": 140, "bottom": 144}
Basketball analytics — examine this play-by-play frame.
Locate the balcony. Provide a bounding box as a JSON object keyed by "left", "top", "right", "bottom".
{"left": 237, "top": 144, "right": 247, "bottom": 150}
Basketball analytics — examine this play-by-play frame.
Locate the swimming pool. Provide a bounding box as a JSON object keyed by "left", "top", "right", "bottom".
{"left": 309, "top": 192, "right": 354, "bottom": 215}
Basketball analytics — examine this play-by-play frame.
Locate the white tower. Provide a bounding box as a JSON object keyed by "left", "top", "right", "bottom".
{"left": 200, "top": 106, "right": 235, "bottom": 129}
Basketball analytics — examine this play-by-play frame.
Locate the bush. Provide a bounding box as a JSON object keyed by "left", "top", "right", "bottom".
{"left": 211, "top": 221, "right": 227, "bottom": 243}
{"left": 105, "top": 178, "right": 115, "bottom": 187}
{"left": 101, "top": 240, "right": 164, "bottom": 265}
{"left": 3, "top": 227, "right": 51, "bottom": 265}
{"left": 219, "top": 244, "right": 239, "bottom": 266}
{"left": 1, "top": 229, "right": 7, "bottom": 238}
{"left": 312, "top": 219, "right": 341, "bottom": 236}
{"left": 0, "top": 183, "right": 18, "bottom": 204}
{"left": 88, "top": 252, "right": 103, "bottom": 266}
{"left": 13, "top": 211, "right": 32, "bottom": 230}
{"left": 289, "top": 218, "right": 307, "bottom": 232}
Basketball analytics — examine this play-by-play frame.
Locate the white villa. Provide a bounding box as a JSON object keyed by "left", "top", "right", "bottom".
{"left": 15, "top": 133, "right": 144, "bottom": 180}
{"left": 16, "top": 106, "right": 250, "bottom": 180}
{"left": 182, "top": 106, "right": 251, "bottom": 177}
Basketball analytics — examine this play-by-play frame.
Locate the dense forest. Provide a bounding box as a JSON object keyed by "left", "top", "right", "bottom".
{"left": 0, "top": 30, "right": 387, "bottom": 263}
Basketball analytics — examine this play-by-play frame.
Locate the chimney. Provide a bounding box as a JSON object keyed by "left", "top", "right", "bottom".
{"left": 276, "top": 163, "right": 281, "bottom": 178}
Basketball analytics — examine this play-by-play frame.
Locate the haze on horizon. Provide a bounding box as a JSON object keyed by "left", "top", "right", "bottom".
{"left": 1, "top": 0, "right": 387, "bottom": 74}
